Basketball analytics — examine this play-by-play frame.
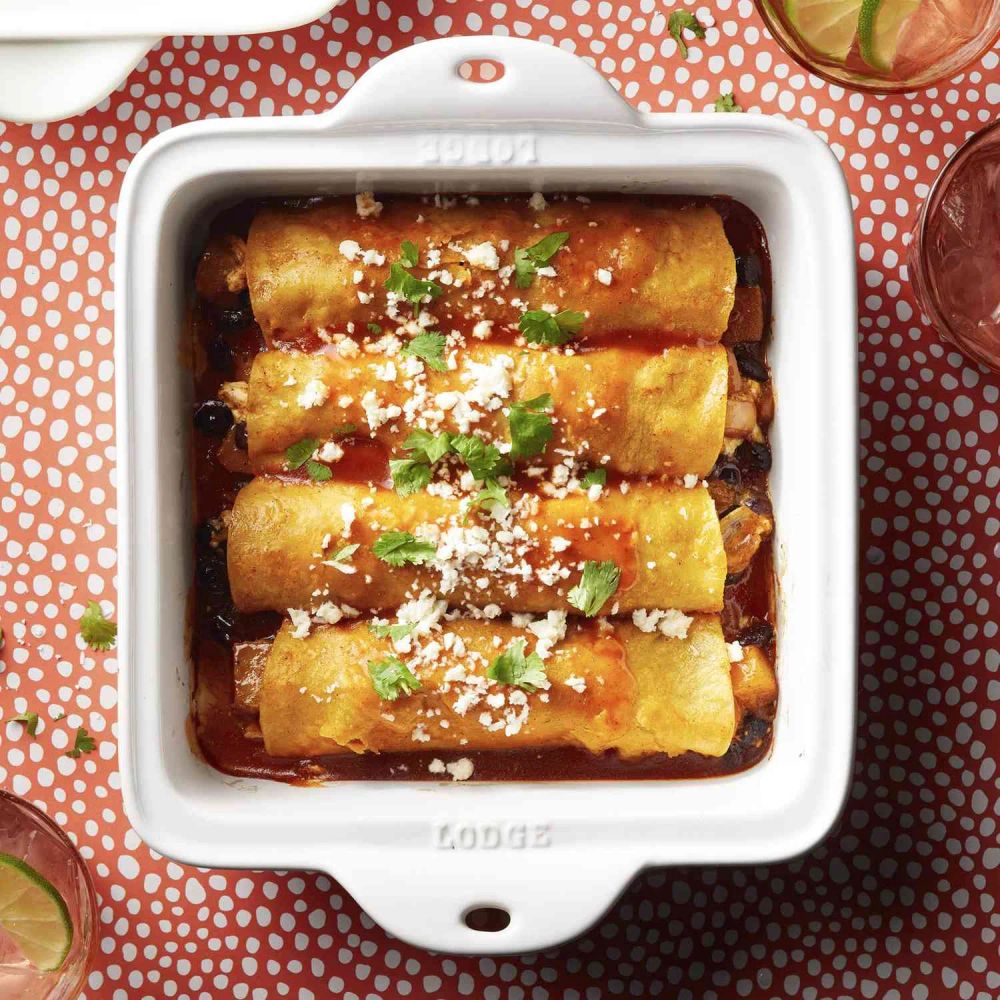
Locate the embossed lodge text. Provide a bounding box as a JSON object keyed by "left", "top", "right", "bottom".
{"left": 433, "top": 821, "right": 552, "bottom": 850}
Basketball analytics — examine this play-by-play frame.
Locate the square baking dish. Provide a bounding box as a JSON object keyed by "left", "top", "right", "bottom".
{"left": 115, "top": 36, "right": 857, "bottom": 954}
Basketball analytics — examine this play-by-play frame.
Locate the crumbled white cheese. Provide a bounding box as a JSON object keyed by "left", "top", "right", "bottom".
{"left": 595, "top": 268, "right": 613, "bottom": 286}
{"left": 361, "top": 390, "right": 402, "bottom": 431}
{"left": 339, "top": 239, "right": 361, "bottom": 260}
{"left": 683, "top": 473, "right": 699, "bottom": 489}
{"left": 631, "top": 608, "right": 694, "bottom": 640}
{"left": 446, "top": 757, "right": 474, "bottom": 781}
{"left": 428, "top": 758, "right": 446, "bottom": 775}
{"left": 528, "top": 191, "right": 547, "bottom": 211}
{"left": 564, "top": 675, "right": 587, "bottom": 694}
{"left": 297, "top": 379, "right": 329, "bottom": 410}
{"left": 727, "top": 641, "right": 744, "bottom": 663}
{"left": 316, "top": 441, "right": 344, "bottom": 464}
{"left": 472, "top": 319, "right": 494, "bottom": 340}
{"left": 313, "top": 602, "right": 344, "bottom": 625}
{"left": 339, "top": 501, "right": 355, "bottom": 537}
{"left": 461, "top": 354, "right": 513, "bottom": 409}
{"left": 526, "top": 610, "right": 567, "bottom": 661}
{"left": 356, "top": 191, "right": 382, "bottom": 218}
{"left": 461, "top": 242, "right": 500, "bottom": 270}
{"left": 288, "top": 608, "right": 312, "bottom": 639}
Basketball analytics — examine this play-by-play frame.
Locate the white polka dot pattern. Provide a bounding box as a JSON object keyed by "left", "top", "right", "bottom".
{"left": 0, "top": 2, "right": 998, "bottom": 995}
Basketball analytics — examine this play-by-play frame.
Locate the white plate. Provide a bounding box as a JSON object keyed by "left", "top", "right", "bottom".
{"left": 115, "top": 35, "right": 858, "bottom": 955}
{"left": 0, "top": 0, "right": 335, "bottom": 123}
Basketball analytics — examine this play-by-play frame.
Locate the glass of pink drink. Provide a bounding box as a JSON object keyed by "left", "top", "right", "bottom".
{"left": 909, "top": 120, "right": 1000, "bottom": 372}
{"left": 0, "top": 792, "right": 97, "bottom": 1000}
{"left": 756, "top": 0, "right": 1000, "bottom": 93}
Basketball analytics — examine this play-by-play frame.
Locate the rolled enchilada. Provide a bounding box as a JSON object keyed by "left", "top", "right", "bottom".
{"left": 246, "top": 195, "right": 736, "bottom": 344}
{"left": 258, "top": 615, "right": 736, "bottom": 759}
{"left": 244, "top": 342, "right": 728, "bottom": 478}
{"left": 227, "top": 478, "right": 727, "bottom": 615}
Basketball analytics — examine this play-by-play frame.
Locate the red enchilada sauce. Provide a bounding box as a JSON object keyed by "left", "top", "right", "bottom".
{"left": 189, "top": 195, "right": 776, "bottom": 783}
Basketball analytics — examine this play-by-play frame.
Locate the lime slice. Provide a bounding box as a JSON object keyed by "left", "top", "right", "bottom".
{"left": 0, "top": 853, "right": 73, "bottom": 972}
{"left": 784, "top": 0, "right": 863, "bottom": 61}
{"left": 858, "top": 0, "right": 921, "bottom": 70}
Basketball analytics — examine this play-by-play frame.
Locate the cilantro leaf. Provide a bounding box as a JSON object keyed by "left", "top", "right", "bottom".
{"left": 400, "top": 240, "right": 420, "bottom": 268}
{"left": 668, "top": 10, "right": 706, "bottom": 59}
{"left": 403, "top": 429, "right": 453, "bottom": 465}
{"left": 487, "top": 638, "right": 548, "bottom": 692}
{"left": 567, "top": 560, "right": 621, "bottom": 617}
{"left": 369, "top": 620, "right": 417, "bottom": 642}
{"left": 368, "top": 656, "right": 422, "bottom": 700}
{"left": 508, "top": 394, "right": 554, "bottom": 461}
{"left": 580, "top": 468, "right": 607, "bottom": 489}
{"left": 367, "top": 322, "right": 383, "bottom": 335}
{"left": 400, "top": 331, "right": 448, "bottom": 372}
{"left": 385, "top": 262, "right": 443, "bottom": 309}
{"left": 714, "top": 91, "right": 742, "bottom": 113}
{"left": 327, "top": 543, "right": 359, "bottom": 564}
{"left": 389, "top": 458, "right": 433, "bottom": 497}
{"left": 373, "top": 531, "right": 437, "bottom": 567}
{"left": 513, "top": 231, "right": 570, "bottom": 288}
{"left": 12, "top": 711, "right": 39, "bottom": 737}
{"left": 285, "top": 437, "right": 318, "bottom": 470}
{"left": 519, "top": 309, "right": 585, "bottom": 346}
{"left": 79, "top": 601, "right": 116, "bottom": 651}
{"left": 305, "top": 460, "right": 332, "bottom": 482}
{"left": 469, "top": 479, "right": 510, "bottom": 514}
{"left": 333, "top": 422, "right": 358, "bottom": 436}
{"left": 65, "top": 726, "right": 96, "bottom": 759}
{"left": 449, "top": 434, "right": 510, "bottom": 482}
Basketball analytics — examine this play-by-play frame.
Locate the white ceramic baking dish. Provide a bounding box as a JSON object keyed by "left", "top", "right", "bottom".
{"left": 115, "top": 36, "right": 857, "bottom": 955}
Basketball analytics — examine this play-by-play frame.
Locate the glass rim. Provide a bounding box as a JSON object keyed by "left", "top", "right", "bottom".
{"left": 0, "top": 790, "right": 99, "bottom": 996}
{"left": 753, "top": 0, "right": 1000, "bottom": 95}
{"left": 913, "top": 116, "right": 1000, "bottom": 355}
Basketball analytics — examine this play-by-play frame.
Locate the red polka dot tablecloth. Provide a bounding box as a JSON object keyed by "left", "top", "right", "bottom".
{"left": 1, "top": 1, "right": 998, "bottom": 997}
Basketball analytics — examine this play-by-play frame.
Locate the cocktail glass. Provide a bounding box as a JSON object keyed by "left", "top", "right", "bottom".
{"left": 0, "top": 792, "right": 97, "bottom": 1000}
{"left": 908, "top": 119, "right": 1000, "bottom": 372}
{"left": 755, "top": 0, "right": 1000, "bottom": 93}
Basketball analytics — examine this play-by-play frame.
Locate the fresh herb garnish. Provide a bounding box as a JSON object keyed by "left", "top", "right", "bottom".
{"left": 567, "top": 560, "right": 621, "bottom": 617}
{"left": 580, "top": 468, "right": 607, "bottom": 489}
{"left": 400, "top": 331, "right": 448, "bottom": 372}
{"left": 389, "top": 458, "right": 434, "bottom": 497}
{"left": 368, "top": 656, "right": 422, "bottom": 700}
{"left": 12, "top": 711, "right": 39, "bottom": 737}
{"left": 400, "top": 240, "right": 420, "bottom": 268}
{"left": 403, "top": 429, "right": 454, "bottom": 465}
{"left": 327, "top": 543, "right": 359, "bottom": 564}
{"left": 372, "top": 531, "right": 438, "bottom": 567}
{"left": 367, "top": 322, "right": 383, "bottom": 335}
{"left": 519, "top": 309, "right": 585, "bottom": 346}
{"left": 508, "top": 394, "right": 554, "bottom": 460}
{"left": 333, "top": 422, "right": 358, "bottom": 436}
{"left": 449, "top": 434, "right": 510, "bottom": 482}
{"left": 668, "top": 10, "right": 706, "bottom": 59}
{"left": 487, "top": 638, "right": 547, "bottom": 692}
{"left": 369, "top": 620, "right": 417, "bottom": 642}
{"left": 79, "top": 601, "right": 116, "bottom": 651}
{"left": 385, "top": 262, "right": 443, "bottom": 311}
{"left": 66, "top": 727, "right": 96, "bottom": 759}
{"left": 305, "top": 460, "right": 332, "bottom": 482}
{"left": 469, "top": 479, "right": 510, "bottom": 515}
{"left": 285, "top": 437, "right": 318, "bottom": 470}
{"left": 714, "top": 91, "right": 742, "bottom": 113}
{"left": 513, "top": 231, "right": 570, "bottom": 288}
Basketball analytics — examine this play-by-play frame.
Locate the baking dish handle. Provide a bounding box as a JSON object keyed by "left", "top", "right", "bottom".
{"left": 325, "top": 35, "right": 637, "bottom": 130}
{"left": 333, "top": 849, "right": 638, "bottom": 954}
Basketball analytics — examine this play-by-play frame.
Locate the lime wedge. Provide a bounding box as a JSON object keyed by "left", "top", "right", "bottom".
{"left": 784, "top": 0, "right": 864, "bottom": 61}
{"left": 0, "top": 853, "right": 73, "bottom": 972}
{"left": 858, "top": 0, "right": 921, "bottom": 70}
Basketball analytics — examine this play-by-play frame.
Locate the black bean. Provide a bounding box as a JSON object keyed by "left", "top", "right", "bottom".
{"left": 216, "top": 306, "right": 252, "bottom": 333}
{"left": 735, "top": 253, "right": 762, "bottom": 286}
{"left": 739, "top": 621, "right": 774, "bottom": 646}
{"left": 736, "top": 440, "right": 772, "bottom": 472}
{"left": 733, "top": 345, "right": 769, "bottom": 382}
{"left": 194, "top": 400, "right": 233, "bottom": 437}
{"left": 233, "top": 421, "right": 248, "bottom": 451}
{"left": 196, "top": 553, "right": 228, "bottom": 594}
{"left": 714, "top": 462, "right": 742, "bottom": 487}
{"left": 205, "top": 336, "right": 234, "bottom": 374}
{"left": 195, "top": 518, "right": 219, "bottom": 550}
